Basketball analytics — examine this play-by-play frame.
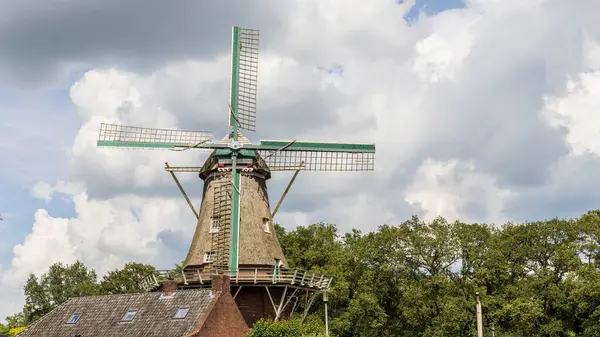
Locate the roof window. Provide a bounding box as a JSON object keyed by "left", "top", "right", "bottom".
{"left": 121, "top": 310, "right": 137, "bottom": 322}
{"left": 174, "top": 307, "right": 190, "bottom": 319}
{"left": 67, "top": 312, "right": 81, "bottom": 324}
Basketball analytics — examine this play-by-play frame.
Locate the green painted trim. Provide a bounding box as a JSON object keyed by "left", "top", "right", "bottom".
{"left": 239, "top": 149, "right": 257, "bottom": 157}
{"left": 252, "top": 140, "right": 375, "bottom": 153}
{"left": 97, "top": 139, "right": 374, "bottom": 153}
{"left": 97, "top": 141, "right": 227, "bottom": 150}
{"left": 215, "top": 149, "right": 232, "bottom": 156}
{"left": 229, "top": 154, "right": 241, "bottom": 271}
{"left": 229, "top": 26, "right": 240, "bottom": 130}
{"left": 215, "top": 149, "right": 256, "bottom": 158}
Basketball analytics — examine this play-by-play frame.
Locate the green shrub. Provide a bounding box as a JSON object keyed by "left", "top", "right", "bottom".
{"left": 248, "top": 317, "right": 326, "bottom": 337}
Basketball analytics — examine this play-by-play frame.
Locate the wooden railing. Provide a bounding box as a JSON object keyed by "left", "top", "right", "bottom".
{"left": 139, "top": 267, "right": 332, "bottom": 292}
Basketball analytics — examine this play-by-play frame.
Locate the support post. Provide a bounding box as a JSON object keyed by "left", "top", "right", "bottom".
{"left": 165, "top": 162, "right": 199, "bottom": 219}
{"left": 275, "top": 286, "right": 289, "bottom": 321}
{"left": 229, "top": 153, "right": 241, "bottom": 273}
{"left": 476, "top": 292, "right": 483, "bottom": 337}
{"left": 290, "top": 296, "right": 300, "bottom": 318}
{"left": 265, "top": 286, "right": 277, "bottom": 315}
{"left": 271, "top": 161, "right": 304, "bottom": 219}
{"left": 181, "top": 270, "right": 188, "bottom": 285}
{"left": 301, "top": 292, "right": 317, "bottom": 324}
{"left": 197, "top": 270, "right": 203, "bottom": 285}
{"left": 281, "top": 288, "right": 299, "bottom": 317}
{"left": 324, "top": 291, "right": 329, "bottom": 337}
{"left": 233, "top": 286, "right": 243, "bottom": 299}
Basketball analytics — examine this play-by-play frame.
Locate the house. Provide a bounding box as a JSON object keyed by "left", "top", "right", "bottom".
{"left": 17, "top": 275, "right": 249, "bottom": 337}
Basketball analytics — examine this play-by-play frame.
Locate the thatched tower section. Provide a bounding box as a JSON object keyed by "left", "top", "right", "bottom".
{"left": 184, "top": 147, "right": 288, "bottom": 270}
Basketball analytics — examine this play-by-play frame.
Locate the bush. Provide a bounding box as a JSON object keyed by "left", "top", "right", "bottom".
{"left": 8, "top": 326, "right": 26, "bottom": 336}
{"left": 248, "top": 317, "right": 326, "bottom": 337}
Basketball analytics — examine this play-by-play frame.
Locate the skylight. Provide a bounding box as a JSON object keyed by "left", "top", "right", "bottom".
{"left": 174, "top": 307, "right": 190, "bottom": 319}
{"left": 121, "top": 310, "right": 137, "bottom": 322}
{"left": 67, "top": 312, "right": 81, "bottom": 324}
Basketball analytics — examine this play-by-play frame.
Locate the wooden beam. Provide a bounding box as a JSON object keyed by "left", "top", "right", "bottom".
{"left": 233, "top": 286, "right": 243, "bottom": 299}
{"left": 271, "top": 161, "right": 304, "bottom": 219}
{"left": 165, "top": 162, "right": 199, "bottom": 219}
{"left": 301, "top": 292, "right": 317, "bottom": 324}
{"left": 275, "top": 286, "right": 289, "bottom": 321}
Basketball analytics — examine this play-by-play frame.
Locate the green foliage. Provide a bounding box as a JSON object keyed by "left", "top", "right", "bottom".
{"left": 170, "top": 260, "right": 185, "bottom": 275}
{"left": 7, "top": 326, "right": 26, "bottom": 336}
{"left": 248, "top": 317, "right": 326, "bottom": 337}
{"left": 0, "top": 310, "right": 26, "bottom": 336}
{"left": 23, "top": 261, "right": 98, "bottom": 323}
{"left": 276, "top": 212, "right": 600, "bottom": 337}
{"left": 100, "top": 262, "right": 156, "bottom": 294}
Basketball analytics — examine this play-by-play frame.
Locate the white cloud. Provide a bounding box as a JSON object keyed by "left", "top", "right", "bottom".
{"left": 413, "top": 12, "right": 479, "bottom": 83}
{"left": 543, "top": 70, "right": 600, "bottom": 156}
{"left": 30, "top": 182, "right": 54, "bottom": 202}
{"left": 31, "top": 181, "right": 85, "bottom": 202}
{"left": 405, "top": 158, "right": 514, "bottom": 224}
{"left": 275, "top": 211, "right": 311, "bottom": 231}
{"left": 66, "top": 66, "right": 222, "bottom": 196}
{"left": 1, "top": 183, "right": 195, "bottom": 320}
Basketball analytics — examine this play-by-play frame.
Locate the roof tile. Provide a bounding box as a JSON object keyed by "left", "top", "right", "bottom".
{"left": 19, "top": 289, "right": 218, "bottom": 337}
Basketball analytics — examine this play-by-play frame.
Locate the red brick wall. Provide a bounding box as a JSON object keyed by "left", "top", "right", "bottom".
{"left": 195, "top": 292, "right": 249, "bottom": 337}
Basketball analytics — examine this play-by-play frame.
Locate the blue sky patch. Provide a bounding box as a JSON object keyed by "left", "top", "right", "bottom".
{"left": 400, "top": 0, "right": 466, "bottom": 22}
{"left": 316, "top": 64, "right": 345, "bottom": 76}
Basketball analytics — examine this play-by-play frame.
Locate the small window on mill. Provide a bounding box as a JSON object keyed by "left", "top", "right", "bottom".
{"left": 67, "top": 312, "right": 81, "bottom": 324}
{"left": 210, "top": 217, "right": 220, "bottom": 233}
{"left": 204, "top": 252, "right": 216, "bottom": 263}
{"left": 121, "top": 310, "right": 137, "bottom": 322}
{"left": 174, "top": 307, "right": 190, "bottom": 319}
{"left": 263, "top": 217, "right": 271, "bottom": 233}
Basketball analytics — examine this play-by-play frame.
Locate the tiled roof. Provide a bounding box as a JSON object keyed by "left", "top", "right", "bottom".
{"left": 18, "top": 289, "right": 218, "bottom": 337}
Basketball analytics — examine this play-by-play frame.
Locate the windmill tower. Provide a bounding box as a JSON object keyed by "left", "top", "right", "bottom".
{"left": 97, "top": 26, "right": 375, "bottom": 325}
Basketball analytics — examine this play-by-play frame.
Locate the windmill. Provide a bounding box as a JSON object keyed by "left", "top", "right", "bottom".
{"left": 97, "top": 26, "right": 375, "bottom": 325}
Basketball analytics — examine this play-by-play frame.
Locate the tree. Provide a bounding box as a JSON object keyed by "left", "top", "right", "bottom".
{"left": 170, "top": 260, "right": 185, "bottom": 275}
{"left": 23, "top": 261, "right": 98, "bottom": 323}
{"left": 100, "top": 262, "right": 156, "bottom": 294}
{"left": 0, "top": 312, "right": 26, "bottom": 336}
{"left": 278, "top": 222, "right": 342, "bottom": 271}
{"left": 19, "top": 260, "right": 156, "bottom": 325}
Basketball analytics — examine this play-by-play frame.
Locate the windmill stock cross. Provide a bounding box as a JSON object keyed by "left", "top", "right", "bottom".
{"left": 96, "top": 26, "right": 376, "bottom": 272}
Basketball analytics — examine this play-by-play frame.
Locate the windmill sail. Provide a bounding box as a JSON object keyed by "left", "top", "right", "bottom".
{"left": 229, "top": 27, "right": 259, "bottom": 132}
{"left": 97, "top": 123, "right": 216, "bottom": 150}
{"left": 256, "top": 140, "right": 375, "bottom": 171}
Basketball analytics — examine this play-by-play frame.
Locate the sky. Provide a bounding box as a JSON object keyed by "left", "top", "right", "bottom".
{"left": 2, "top": 0, "right": 600, "bottom": 322}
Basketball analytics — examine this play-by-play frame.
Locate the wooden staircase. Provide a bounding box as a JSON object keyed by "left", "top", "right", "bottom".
{"left": 211, "top": 178, "right": 231, "bottom": 270}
